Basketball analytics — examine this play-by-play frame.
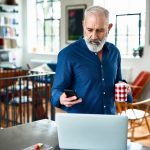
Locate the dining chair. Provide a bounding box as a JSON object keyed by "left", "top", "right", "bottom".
{"left": 116, "top": 71, "right": 150, "bottom": 141}
{"left": 116, "top": 98, "right": 150, "bottom": 141}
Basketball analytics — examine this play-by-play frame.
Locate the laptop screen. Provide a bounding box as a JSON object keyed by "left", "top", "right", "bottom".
{"left": 56, "top": 113, "right": 128, "bottom": 150}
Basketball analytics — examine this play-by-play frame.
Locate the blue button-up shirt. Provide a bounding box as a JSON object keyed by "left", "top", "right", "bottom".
{"left": 51, "top": 37, "right": 132, "bottom": 114}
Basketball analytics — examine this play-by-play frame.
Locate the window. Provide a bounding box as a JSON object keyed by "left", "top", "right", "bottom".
{"left": 94, "top": 0, "right": 146, "bottom": 58}
{"left": 115, "top": 13, "right": 141, "bottom": 56}
{"left": 27, "top": 0, "right": 61, "bottom": 54}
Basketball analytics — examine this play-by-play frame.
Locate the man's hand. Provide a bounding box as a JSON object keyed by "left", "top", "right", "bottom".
{"left": 60, "top": 92, "right": 82, "bottom": 107}
{"left": 121, "top": 81, "right": 132, "bottom": 94}
{"left": 127, "top": 84, "right": 132, "bottom": 94}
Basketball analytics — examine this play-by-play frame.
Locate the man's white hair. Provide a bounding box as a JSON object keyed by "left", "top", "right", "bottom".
{"left": 84, "top": 5, "right": 109, "bottom": 23}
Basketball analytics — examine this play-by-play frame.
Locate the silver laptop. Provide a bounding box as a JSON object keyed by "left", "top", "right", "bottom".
{"left": 56, "top": 113, "right": 128, "bottom": 150}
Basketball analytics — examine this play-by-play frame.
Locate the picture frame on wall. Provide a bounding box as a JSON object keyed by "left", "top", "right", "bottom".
{"left": 66, "top": 4, "right": 87, "bottom": 43}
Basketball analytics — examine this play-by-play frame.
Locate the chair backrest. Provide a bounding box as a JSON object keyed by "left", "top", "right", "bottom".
{"left": 131, "top": 71, "right": 150, "bottom": 100}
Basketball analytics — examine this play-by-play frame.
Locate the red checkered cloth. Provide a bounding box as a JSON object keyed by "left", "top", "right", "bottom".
{"left": 115, "top": 82, "right": 128, "bottom": 102}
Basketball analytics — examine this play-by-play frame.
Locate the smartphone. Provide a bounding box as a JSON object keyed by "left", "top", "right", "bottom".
{"left": 64, "top": 89, "right": 79, "bottom": 99}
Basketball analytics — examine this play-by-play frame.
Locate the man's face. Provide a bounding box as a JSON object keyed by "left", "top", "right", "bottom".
{"left": 83, "top": 13, "right": 111, "bottom": 52}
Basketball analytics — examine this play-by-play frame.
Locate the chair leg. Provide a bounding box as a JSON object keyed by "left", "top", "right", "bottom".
{"left": 128, "top": 120, "right": 136, "bottom": 142}
{"left": 145, "top": 117, "right": 150, "bottom": 134}
{"left": 128, "top": 117, "right": 150, "bottom": 141}
{"left": 131, "top": 122, "right": 135, "bottom": 142}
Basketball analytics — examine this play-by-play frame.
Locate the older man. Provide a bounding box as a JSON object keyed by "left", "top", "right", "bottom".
{"left": 51, "top": 6, "right": 132, "bottom": 114}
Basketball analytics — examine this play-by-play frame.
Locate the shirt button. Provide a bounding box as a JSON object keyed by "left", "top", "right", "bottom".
{"left": 104, "top": 106, "right": 106, "bottom": 108}
{"left": 102, "top": 78, "right": 104, "bottom": 81}
{"left": 103, "top": 92, "right": 105, "bottom": 95}
{"left": 101, "top": 65, "right": 103, "bottom": 68}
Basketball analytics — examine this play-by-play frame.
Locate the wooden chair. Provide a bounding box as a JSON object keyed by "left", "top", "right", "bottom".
{"left": 117, "top": 99, "right": 150, "bottom": 141}
{"left": 116, "top": 71, "right": 150, "bottom": 141}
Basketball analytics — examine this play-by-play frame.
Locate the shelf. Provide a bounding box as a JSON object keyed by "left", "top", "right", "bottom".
{"left": 0, "top": 2, "right": 20, "bottom": 67}
{"left": 0, "top": 23, "right": 19, "bottom": 26}
{"left": 0, "top": 11, "right": 18, "bottom": 14}
{"left": 0, "top": 3, "right": 18, "bottom": 6}
{"left": 0, "top": 3, "right": 18, "bottom": 14}
{"left": 0, "top": 3, "right": 18, "bottom": 8}
{"left": 1, "top": 36, "right": 19, "bottom": 39}
{"left": 0, "top": 48, "right": 20, "bottom": 52}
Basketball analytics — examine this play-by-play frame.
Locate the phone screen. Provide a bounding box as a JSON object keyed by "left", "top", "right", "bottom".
{"left": 64, "top": 89, "right": 79, "bottom": 99}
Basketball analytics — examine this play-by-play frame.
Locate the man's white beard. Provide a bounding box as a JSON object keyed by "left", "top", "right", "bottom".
{"left": 84, "top": 36, "right": 107, "bottom": 53}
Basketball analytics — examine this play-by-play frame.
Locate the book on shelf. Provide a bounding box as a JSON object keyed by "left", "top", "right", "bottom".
{"left": 0, "top": 37, "right": 17, "bottom": 49}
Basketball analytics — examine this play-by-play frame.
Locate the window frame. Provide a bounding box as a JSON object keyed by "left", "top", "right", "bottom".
{"left": 115, "top": 13, "right": 142, "bottom": 56}
{"left": 35, "top": 0, "right": 61, "bottom": 54}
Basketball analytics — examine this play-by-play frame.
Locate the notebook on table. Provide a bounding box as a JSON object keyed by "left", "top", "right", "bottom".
{"left": 56, "top": 113, "right": 128, "bottom": 150}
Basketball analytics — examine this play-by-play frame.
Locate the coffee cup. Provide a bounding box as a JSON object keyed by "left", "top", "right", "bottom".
{"left": 115, "top": 82, "right": 128, "bottom": 102}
